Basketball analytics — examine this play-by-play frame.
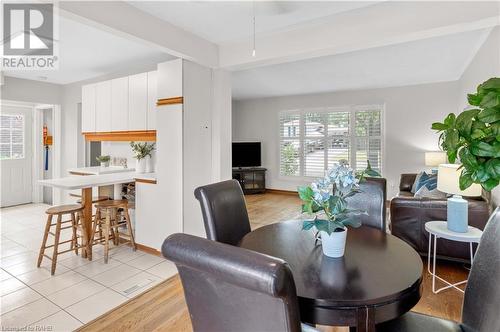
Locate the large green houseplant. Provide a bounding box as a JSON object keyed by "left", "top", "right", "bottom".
{"left": 431, "top": 77, "right": 500, "bottom": 191}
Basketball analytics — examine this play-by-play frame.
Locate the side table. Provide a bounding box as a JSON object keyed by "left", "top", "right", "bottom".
{"left": 425, "top": 221, "right": 483, "bottom": 294}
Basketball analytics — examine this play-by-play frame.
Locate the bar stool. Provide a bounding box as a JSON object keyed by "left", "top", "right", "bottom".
{"left": 92, "top": 199, "right": 136, "bottom": 263}
{"left": 38, "top": 204, "right": 87, "bottom": 275}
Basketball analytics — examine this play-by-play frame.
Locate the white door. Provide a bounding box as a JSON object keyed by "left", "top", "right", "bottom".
{"left": 1, "top": 105, "right": 33, "bottom": 207}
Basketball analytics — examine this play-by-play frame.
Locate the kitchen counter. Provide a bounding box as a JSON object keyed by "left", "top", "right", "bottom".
{"left": 68, "top": 166, "right": 134, "bottom": 175}
{"left": 39, "top": 171, "right": 138, "bottom": 190}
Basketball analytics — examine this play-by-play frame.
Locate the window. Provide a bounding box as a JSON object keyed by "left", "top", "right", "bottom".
{"left": 279, "top": 106, "right": 383, "bottom": 177}
{"left": 0, "top": 114, "right": 25, "bottom": 160}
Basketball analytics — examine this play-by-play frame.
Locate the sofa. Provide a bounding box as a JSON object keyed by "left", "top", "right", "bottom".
{"left": 390, "top": 173, "right": 491, "bottom": 263}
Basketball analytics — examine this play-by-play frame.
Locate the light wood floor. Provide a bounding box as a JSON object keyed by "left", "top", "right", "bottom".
{"left": 79, "top": 192, "right": 467, "bottom": 332}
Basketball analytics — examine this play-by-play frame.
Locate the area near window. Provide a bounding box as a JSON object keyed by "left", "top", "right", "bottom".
{"left": 279, "top": 105, "right": 383, "bottom": 178}
{"left": 0, "top": 114, "right": 25, "bottom": 160}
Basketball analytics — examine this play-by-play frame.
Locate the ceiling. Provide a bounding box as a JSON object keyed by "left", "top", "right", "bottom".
{"left": 231, "top": 29, "right": 491, "bottom": 100}
{"left": 3, "top": 15, "right": 173, "bottom": 84}
{"left": 128, "top": 1, "right": 377, "bottom": 44}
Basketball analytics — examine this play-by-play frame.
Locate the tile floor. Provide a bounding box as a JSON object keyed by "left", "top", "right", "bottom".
{"left": 0, "top": 203, "right": 178, "bottom": 331}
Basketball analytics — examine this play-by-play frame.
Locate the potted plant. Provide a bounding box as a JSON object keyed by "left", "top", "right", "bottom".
{"left": 96, "top": 155, "right": 110, "bottom": 167}
{"left": 299, "top": 160, "right": 367, "bottom": 258}
{"left": 431, "top": 77, "right": 500, "bottom": 192}
{"left": 130, "top": 142, "right": 155, "bottom": 174}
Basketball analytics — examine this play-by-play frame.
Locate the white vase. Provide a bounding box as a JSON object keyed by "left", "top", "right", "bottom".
{"left": 320, "top": 228, "right": 347, "bottom": 258}
{"left": 135, "top": 158, "right": 146, "bottom": 173}
{"left": 100, "top": 161, "right": 109, "bottom": 168}
{"left": 145, "top": 156, "right": 154, "bottom": 173}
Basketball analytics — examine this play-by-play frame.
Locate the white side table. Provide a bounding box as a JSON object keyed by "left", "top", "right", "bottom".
{"left": 425, "top": 221, "right": 483, "bottom": 294}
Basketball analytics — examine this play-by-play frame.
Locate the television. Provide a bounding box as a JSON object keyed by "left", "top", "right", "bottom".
{"left": 232, "top": 142, "right": 261, "bottom": 168}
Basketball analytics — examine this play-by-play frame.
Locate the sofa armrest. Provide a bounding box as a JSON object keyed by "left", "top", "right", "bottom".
{"left": 399, "top": 174, "right": 417, "bottom": 193}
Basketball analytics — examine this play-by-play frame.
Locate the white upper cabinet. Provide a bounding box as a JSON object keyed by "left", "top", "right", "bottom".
{"left": 82, "top": 84, "right": 96, "bottom": 132}
{"left": 95, "top": 81, "right": 112, "bottom": 132}
{"left": 157, "top": 59, "right": 183, "bottom": 100}
{"left": 147, "top": 71, "right": 157, "bottom": 130}
{"left": 111, "top": 77, "right": 129, "bottom": 131}
{"left": 128, "top": 73, "right": 148, "bottom": 131}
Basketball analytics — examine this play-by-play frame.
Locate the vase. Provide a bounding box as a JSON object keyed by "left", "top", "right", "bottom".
{"left": 100, "top": 161, "right": 109, "bottom": 168}
{"left": 135, "top": 158, "right": 146, "bottom": 173}
{"left": 320, "top": 228, "right": 347, "bottom": 258}
{"left": 145, "top": 155, "right": 154, "bottom": 173}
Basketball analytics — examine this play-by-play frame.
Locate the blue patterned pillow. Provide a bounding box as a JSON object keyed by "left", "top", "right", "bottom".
{"left": 414, "top": 172, "right": 437, "bottom": 192}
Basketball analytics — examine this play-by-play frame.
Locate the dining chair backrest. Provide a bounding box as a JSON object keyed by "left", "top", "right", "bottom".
{"left": 461, "top": 206, "right": 500, "bottom": 332}
{"left": 345, "top": 177, "right": 387, "bottom": 231}
{"left": 194, "top": 179, "right": 251, "bottom": 245}
{"left": 162, "top": 233, "right": 302, "bottom": 332}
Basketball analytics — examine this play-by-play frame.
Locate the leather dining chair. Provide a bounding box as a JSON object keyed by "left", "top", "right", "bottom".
{"left": 194, "top": 179, "right": 251, "bottom": 245}
{"left": 377, "top": 206, "right": 500, "bottom": 332}
{"left": 346, "top": 177, "right": 387, "bottom": 231}
{"left": 162, "top": 233, "right": 318, "bottom": 332}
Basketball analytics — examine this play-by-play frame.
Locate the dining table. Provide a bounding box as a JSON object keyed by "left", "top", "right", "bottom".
{"left": 239, "top": 220, "right": 423, "bottom": 332}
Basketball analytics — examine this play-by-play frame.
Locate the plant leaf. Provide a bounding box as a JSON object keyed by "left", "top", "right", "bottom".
{"left": 302, "top": 220, "right": 315, "bottom": 231}
{"left": 485, "top": 158, "right": 500, "bottom": 179}
{"left": 459, "top": 171, "right": 474, "bottom": 191}
{"left": 458, "top": 147, "right": 478, "bottom": 169}
{"left": 431, "top": 122, "right": 448, "bottom": 131}
{"left": 477, "top": 107, "right": 500, "bottom": 124}
{"left": 456, "top": 109, "right": 480, "bottom": 137}
{"left": 482, "top": 178, "right": 499, "bottom": 192}
{"left": 481, "top": 78, "right": 500, "bottom": 91}
{"left": 470, "top": 141, "right": 498, "bottom": 157}
{"left": 298, "top": 186, "right": 313, "bottom": 201}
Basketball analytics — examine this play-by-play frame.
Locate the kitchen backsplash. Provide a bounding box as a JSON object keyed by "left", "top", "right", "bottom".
{"left": 101, "top": 141, "right": 156, "bottom": 171}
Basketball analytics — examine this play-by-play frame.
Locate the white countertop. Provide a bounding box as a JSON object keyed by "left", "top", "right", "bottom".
{"left": 68, "top": 166, "right": 134, "bottom": 175}
{"left": 38, "top": 172, "right": 138, "bottom": 190}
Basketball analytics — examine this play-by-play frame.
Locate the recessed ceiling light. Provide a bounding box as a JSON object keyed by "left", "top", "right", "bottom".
{"left": 37, "top": 76, "right": 48, "bottom": 81}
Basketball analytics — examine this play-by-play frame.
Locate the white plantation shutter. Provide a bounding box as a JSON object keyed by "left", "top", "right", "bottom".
{"left": 354, "top": 108, "right": 382, "bottom": 172}
{"left": 0, "top": 114, "right": 25, "bottom": 160}
{"left": 279, "top": 105, "right": 383, "bottom": 177}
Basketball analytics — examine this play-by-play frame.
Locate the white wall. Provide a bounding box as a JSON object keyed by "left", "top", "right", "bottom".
{"left": 233, "top": 81, "right": 459, "bottom": 198}
{"left": 458, "top": 27, "right": 500, "bottom": 206}
{"left": 1, "top": 77, "right": 62, "bottom": 105}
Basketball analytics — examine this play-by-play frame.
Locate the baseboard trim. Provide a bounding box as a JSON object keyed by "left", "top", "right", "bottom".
{"left": 265, "top": 189, "right": 298, "bottom": 196}
{"left": 136, "top": 243, "right": 162, "bottom": 257}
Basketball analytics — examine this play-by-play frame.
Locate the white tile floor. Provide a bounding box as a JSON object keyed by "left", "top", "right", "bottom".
{"left": 0, "top": 203, "right": 178, "bottom": 331}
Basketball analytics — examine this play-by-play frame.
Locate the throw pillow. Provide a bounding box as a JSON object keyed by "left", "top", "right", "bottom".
{"left": 414, "top": 186, "right": 446, "bottom": 199}
{"left": 412, "top": 172, "right": 430, "bottom": 193}
{"left": 420, "top": 174, "right": 438, "bottom": 190}
{"left": 411, "top": 171, "right": 425, "bottom": 193}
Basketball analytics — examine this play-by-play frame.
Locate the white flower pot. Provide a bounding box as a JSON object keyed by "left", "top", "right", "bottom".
{"left": 145, "top": 155, "right": 154, "bottom": 173}
{"left": 100, "top": 161, "right": 109, "bottom": 168}
{"left": 135, "top": 158, "right": 146, "bottom": 174}
{"left": 320, "top": 228, "right": 347, "bottom": 258}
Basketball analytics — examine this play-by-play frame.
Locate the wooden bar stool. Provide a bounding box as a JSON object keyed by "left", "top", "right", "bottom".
{"left": 38, "top": 204, "right": 87, "bottom": 275}
{"left": 92, "top": 199, "right": 136, "bottom": 263}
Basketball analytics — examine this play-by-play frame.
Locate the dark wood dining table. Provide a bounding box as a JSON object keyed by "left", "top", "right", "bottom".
{"left": 239, "top": 220, "right": 423, "bottom": 332}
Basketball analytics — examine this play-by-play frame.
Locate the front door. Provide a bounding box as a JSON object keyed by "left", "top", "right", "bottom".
{"left": 1, "top": 105, "right": 33, "bottom": 207}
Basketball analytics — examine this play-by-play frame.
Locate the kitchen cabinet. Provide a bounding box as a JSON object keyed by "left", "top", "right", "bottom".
{"left": 128, "top": 73, "right": 148, "bottom": 131}
{"left": 95, "top": 80, "right": 112, "bottom": 132}
{"left": 147, "top": 71, "right": 157, "bottom": 130}
{"left": 157, "top": 59, "right": 183, "bottom": 99}
{"left": 81, "top": 84, "right": 96, "bottom": 132}
{"left": 111, "top": 77, "right": 129, "bottom": 131}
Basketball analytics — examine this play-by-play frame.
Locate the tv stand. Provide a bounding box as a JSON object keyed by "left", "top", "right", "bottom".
{"left": 232, "top": 167, "right": 266, "bottom": 194}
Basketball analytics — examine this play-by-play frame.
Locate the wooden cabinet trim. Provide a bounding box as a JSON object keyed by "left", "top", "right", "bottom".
{"left": 135, "top": 178, "right": 157, "bottom": 184}
{"left": 156, "top": 97, "right": 183, "bottom": 106}
{"left": 83, "top": 130, "right": 156, "bottom": 142}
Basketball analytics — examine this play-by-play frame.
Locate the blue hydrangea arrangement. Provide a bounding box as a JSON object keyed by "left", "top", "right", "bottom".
{"left": 299, "top": 160, "right": 367, "bottom": 235}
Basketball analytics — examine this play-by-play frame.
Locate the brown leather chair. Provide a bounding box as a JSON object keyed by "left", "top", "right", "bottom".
{"left": 194, "top": 179, "right": 251, "bottom": 245}
{"left": 346, "top": 177, "right": 387, "bottom": 231}
{"left": 377, "top": 207, "right": 500, "bottom": 332}
{"left": 162, "top": 233, "right": 318, "bottom": 332}
{"left": 390, "top": 174, "right": 490, "bottom": 262}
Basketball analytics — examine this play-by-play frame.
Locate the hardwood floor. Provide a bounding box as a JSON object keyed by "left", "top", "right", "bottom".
{"left": 79, "top": 192, "right": 467, "bottom": 332}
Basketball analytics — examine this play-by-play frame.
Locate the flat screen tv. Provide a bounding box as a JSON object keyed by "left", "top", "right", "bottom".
{"left": 232, "top": 142, "right": 261, "bottom": 168}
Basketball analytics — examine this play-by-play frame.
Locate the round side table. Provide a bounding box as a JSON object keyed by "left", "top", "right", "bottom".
{"left": 425, "top": 221, "right": 483, "bottom": 294}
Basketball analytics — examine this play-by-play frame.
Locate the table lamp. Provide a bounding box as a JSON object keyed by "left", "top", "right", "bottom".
{"left": 437, "top": 164, "right": 482, "bottom": 232}
{"left": 425, "top": 152, "right": 447, "bottom": 173}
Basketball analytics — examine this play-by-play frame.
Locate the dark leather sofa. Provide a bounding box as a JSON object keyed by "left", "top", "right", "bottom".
{"left": 390, "top": 173, "right": 490, "bottom": 263}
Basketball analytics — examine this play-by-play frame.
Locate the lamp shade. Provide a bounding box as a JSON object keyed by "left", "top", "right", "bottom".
{"left": 425, "top": 151, "right": 447, "bottom": 166}
{"left": 437, "top": 164, "right": 482, "bottom": 197}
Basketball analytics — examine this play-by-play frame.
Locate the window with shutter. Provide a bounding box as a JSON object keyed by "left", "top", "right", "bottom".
{"left": 279, "top": 105, "right": 383, "bottom": 178}
{"left": 0, "top": 114, "right": 25, "bottom": 160}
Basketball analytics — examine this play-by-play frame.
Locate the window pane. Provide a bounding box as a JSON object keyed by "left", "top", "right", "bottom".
{"left": 356, "top": 138, "right": 382, "bottom": 171}
{"left": 11, "top": 144, "right": 24, "bottom": 159}
{"left": 327, "top": 137, "right": 350, "bottom": 169}
{"left": 280, "top": 139, "right": 300, "bottom": 176}
{"left": 304, "top": 138, "right": 325, "bottom": 177}
{"left": 326, "top": 111, "right": 349, "bottom": 136}
{"left": 0, "top": 144, "right": 11, "bottom": 160}
{"left": 355, "top": 110, "right": 381, "bottom": 136}
{"left": 280, "top": 113, "right": 300, "bottom": 138}
{"left": 305, "top": 113, "right": 325, "bottom": 138}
